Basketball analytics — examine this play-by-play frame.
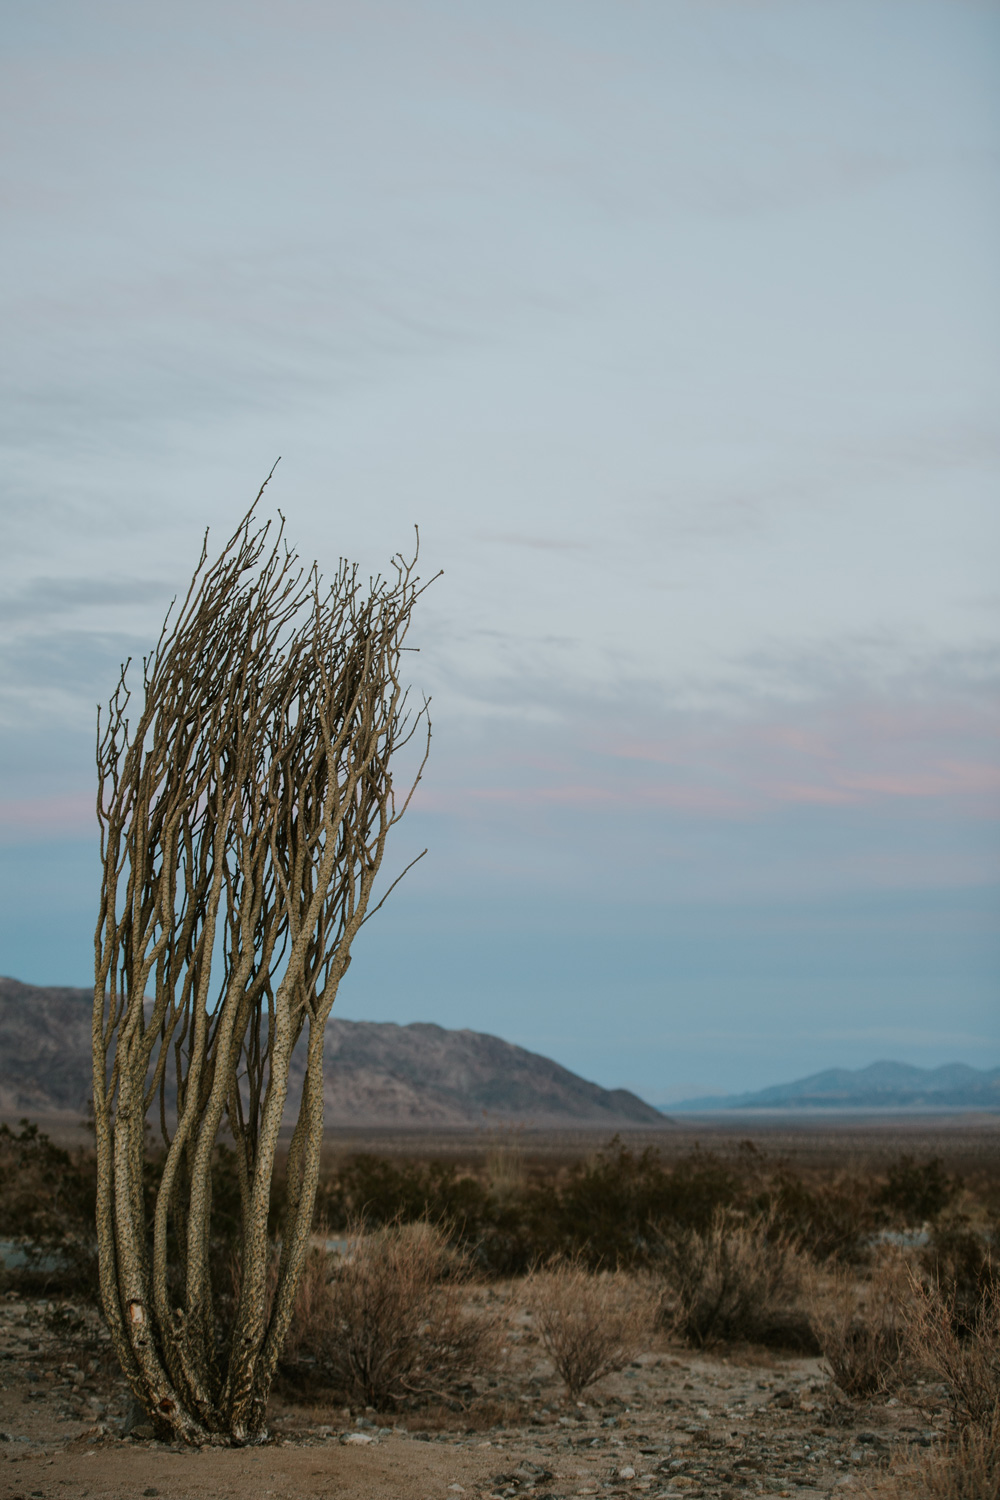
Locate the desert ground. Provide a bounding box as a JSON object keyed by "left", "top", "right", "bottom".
{"left": 1, "top": 1117, "right": 996, "bottom": 1500}
{"left": 0, "top": 1287, "right": 941, "bottom": 1500}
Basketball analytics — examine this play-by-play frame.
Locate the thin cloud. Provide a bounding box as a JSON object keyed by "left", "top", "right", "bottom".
{"left": 0, "top": 575, "right": 170, "bottom": 624}
{"left": 0, "top": 792, "right": 94, "bottom": 843}
{"left": 412, "top": 667, "right": 1000, "bottom": 848}
{"left": 0, "top": 629, "right": 136, "bottom": 729}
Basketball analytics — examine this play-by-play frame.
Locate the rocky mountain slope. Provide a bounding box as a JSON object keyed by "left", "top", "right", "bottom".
{"left": 673, "top": 1058, "right": 1000, "bottom": 1112}
{"left": 0, "top": 978, "right": 95, "bottom": 1117}
{"left": 0, "top": 976, "right": 663, "bottom": 1128}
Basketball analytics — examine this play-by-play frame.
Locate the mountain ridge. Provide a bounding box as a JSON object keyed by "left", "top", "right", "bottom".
{"left": 0, "top": 976, "right": 665, "bottom": 1129}
{"left": 671, "top": 1058, "right": 1000, "bottom": 1112}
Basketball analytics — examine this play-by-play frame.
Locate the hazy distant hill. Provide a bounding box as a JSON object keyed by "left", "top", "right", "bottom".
{"left": 673, "top": 1059, "right": 1000, "bottom": 1112}
{"left": 0, "top": 976, "right": 664, "bottom": 1129}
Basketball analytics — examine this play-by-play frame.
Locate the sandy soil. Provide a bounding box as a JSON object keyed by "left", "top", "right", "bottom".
{"left": 0, "top": 1288, "right": 950, "bottom": 1500}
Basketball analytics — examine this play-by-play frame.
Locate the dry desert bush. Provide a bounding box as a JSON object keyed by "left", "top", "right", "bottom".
{"left": 768, "top": 1167, "right": 882, "bottom": 1264}
{"left": 0, "top": 1122, "right": 97, "bottom": 1293}
{"left": 657, "top": 1207, "right": 804, "bottom": 1347}
{"left": 905, "top": 1273, "right": 1000, "bottom": 1427}
{"left": 866, "top": 1411, "right": 1000, "bottom": 1500}
{"left": 807, "top": 1250, "right": 910, "bottom": 1398}
{"left": 524, "top": 1262, "right": 656, "bottom": 1399}
{"left": 920, "top": 1212, "right": 998, "bottom": 1328}
{"left": 283, "top": 1220, "right": 504, "bottom": 1408}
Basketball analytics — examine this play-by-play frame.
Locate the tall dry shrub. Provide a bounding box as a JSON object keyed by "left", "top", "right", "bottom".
{"left": 525, "top": 1263, "right": 654, "bottom": 1399}
{"left": 658, "top": 1208, "right": 803, "bottom": 1347}
{"left": 807, "top": 1251, "right": 909, "bottom": 1398}
{"left": 285, "top": 1221, "right": 501, "bottom": 1408}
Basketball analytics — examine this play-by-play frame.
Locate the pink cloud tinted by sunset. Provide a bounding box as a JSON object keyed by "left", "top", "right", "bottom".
{"left": 0, "top": 793, "right": 95, "bottom": 841}
{"left": 413, "top": 694, "right": 1000, "bottom": 822}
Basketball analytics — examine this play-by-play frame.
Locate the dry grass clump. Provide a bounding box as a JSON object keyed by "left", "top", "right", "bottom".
{"left": 867, "top": 1412, "right": 1000, "bottom": 1500}
{"left": 484, "top": 1128, "right": 527, "bottom": 1206}
{"left": 283, "top": 1220, "right": 504, "bottom": 1408}
{"left": 658, "top": 1208, "right": 804, "bottom": 1348}
{"left": 905, "top": 1275, "right": 1000, "bottom": 1427}
{"left": 807, "top": 1251, "right": 910, "bottom": 1398}
{"left": 915, "top": 1415, "right": 1000, "bottom": 1500}
{"left": 839, "top": 1257, "right": 1000, "bottom": 1498}
{"left": 524, "top": 1262, "right": 655, "bottom": 1399}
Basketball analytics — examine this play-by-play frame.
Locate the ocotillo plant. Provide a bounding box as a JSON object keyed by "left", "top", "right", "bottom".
{"left": 92, "top": 490, "right": 432, "bottom": 1443}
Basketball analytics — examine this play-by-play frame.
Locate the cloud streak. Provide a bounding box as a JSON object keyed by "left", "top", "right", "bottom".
{"left": 415, "top": 677, "right": 1000, "bottom": 827}
{"left": 0, "top": 793, "right": 94, "bottom": 843}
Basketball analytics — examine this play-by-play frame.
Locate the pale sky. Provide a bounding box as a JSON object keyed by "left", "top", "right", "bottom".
{"left": 1, "top": 0, "right": 998, "bottom": 1100}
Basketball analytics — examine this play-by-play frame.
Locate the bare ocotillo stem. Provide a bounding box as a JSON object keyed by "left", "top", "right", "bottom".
{"left": 92, "top": 491, "right": 433, "bottom": 1443}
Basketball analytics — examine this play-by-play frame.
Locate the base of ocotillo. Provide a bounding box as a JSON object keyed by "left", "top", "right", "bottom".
{"left": 123, "top": 1395, "right": 270, "bottom": 1447}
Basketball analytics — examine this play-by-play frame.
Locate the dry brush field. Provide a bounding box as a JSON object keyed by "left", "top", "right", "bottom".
{"left": 1, "top": 1117, "right": 998, "bottom": 1500}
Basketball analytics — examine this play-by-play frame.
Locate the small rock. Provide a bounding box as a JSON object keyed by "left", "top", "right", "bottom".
{"left": 619, "top": 1465, "right": 636, "bottom": 1479}
{"left": 341, "top": 1431, "right": 374, "bottom": 1445}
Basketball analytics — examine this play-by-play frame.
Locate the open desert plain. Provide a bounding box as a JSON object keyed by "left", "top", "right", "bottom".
{"left": 3, "top": 1115, "right": 998, "bottom": 1500}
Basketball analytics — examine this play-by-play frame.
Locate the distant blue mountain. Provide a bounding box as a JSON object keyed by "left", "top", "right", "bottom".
{"left": 671, "top": 1060, "right": 1000, "bottom": 1112}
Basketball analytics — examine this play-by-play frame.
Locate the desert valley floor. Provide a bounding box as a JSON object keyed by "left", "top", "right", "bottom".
{"left": 2, "top": 1117, "right": 997, "bottom": 1500}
